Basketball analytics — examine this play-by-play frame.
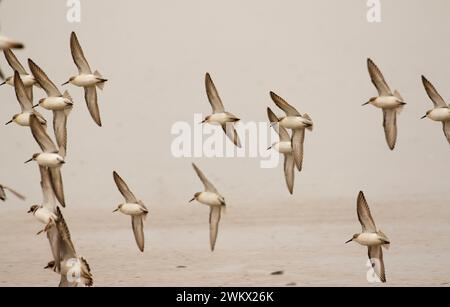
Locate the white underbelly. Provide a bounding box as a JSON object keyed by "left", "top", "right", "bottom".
{"left": 7, "top": 74, "right": 35, "bottom": 87}
{"left": 15, "top": 113, "right": 31, "bottom": 126}
{"left": 36, "top": 153, "right": 63, "bottom": 167}
{"left": 120, "top": 203, "right": 144, "bottom": 216}
{"left": 355, "top": 233, "right": 383, "bottom": 246}
{"left": 72, "top": 74, "right": 98, "bottom": 87}
{"left": 429, "top": 108, "right": 450, "bottom": 122}
{"left": 374, "top": 96, "right": 400, "bottom": 109}
{"left": 41, "top": 97, "right": 67, "bottom": 111}
{"left": 209, "top": 113, "right": 231, "bottom": 125}
{"left": 275, "top": 142, "right": 293, "bottom": 154}
{"left": 198, "top": 192, "right": 222, "bottom": 206}
{"left": 280, "top": 117, "right": 306, "bottom": 129}
{"left": 34, "top": 208, "right": 56, "bottom": 225}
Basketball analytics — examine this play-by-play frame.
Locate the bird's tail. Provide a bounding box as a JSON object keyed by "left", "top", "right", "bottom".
{"left": 378, "top": 230, "right": 390, "bottom": 250}
{"left": 303, "top": 113, "right": 313, "bottom": 131}
{"left": 94, "top": 70, "right": 107, "bottom": 90}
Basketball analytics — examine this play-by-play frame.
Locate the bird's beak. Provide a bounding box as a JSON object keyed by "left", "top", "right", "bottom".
{"left": 27, "top": 209, "right": 33, "bottom": 213}
{"left": 24, "top": 158, "right": 33, "bottom": 164}
{"left": 112, "top": 208, "right": 119, "bottom": 213}
{"left": 189, "top": 197, "right": 196, "bottom": 203}
{"left": 345, "top": 238, "right": 353, "bottom": 244}
{"left": 62, "top": 81, "right": 69, "bottom": 86}
{"left": 267, "top": 146, "right": 272, "bottom": 150}
{"left": 0, "top": 81, "right": 6, "bottom": 86}
{"left": 5, "top": 120, "right": 12, "bottom": 125}
{"left": 362, "top": 101, "right": 370, "bottom": 106}
{"left": 199, "top": 119, "right": 206, "bottom": 124}
{"left": 421, "top": 114, "right": 427, "bottom": 119}
{"left": 32, "top": 104, "right": 39, "bottom": 109}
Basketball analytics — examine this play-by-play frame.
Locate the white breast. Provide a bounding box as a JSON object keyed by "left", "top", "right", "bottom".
{"left": 34, "top": 208, "right": 56, "bottom": 225}
{"left": 36, "top": 153, "right": 64, "bottom": 167}
{"left": 280, "top": 116, "right": 306, "bottom": 129}
{"left": 120, "top": 203, "right": 144, "bottom": 216}
{"left": 429, "top": 108, "right": 450, "bottom": 122}
{"left": 275, "top": 142, "right": 293, "bottom": 154}
{"left": 374, "top": 96, "right": 400, "bottom": 109}
{"left": 15, "top": 113, "right": 31, "bottom": 126}
{"left": 41, "top": 97, "right": 67, "bottom": 111}
{"left": 208, "top": 113, "right": 230, "bottom": 125}
{"left": 355, "top": 233, "right": 383, "bottom": 246}
{"left": 72, "top": 74, "right": 98, "bottom": 87}
{"left": 198, "top": 192, "right": 222, "bottom": 206}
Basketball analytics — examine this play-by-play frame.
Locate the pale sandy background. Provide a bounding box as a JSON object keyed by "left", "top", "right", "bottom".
{"left": 0, "top": 0, "right": 449, "bottom": 286}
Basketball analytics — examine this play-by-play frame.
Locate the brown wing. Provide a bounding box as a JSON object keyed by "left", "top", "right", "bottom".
{"left": 357, "top": 191, "right": 377, "bottom": 233}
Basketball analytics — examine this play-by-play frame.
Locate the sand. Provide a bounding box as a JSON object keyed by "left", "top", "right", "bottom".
{"left": 1, "top": 197, "right": 449, "bottom": 287}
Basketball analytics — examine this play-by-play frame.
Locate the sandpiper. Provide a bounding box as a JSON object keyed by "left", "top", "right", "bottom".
{"left": 190, "top": 163, "right": 226, "bottom": 252}
{"left": 1, "top": 49, "right": 38, "bottom": 100}
{"left": 5, "top": 71, "right": 46, "bottom": 127}
{"left": 63, "top": 32, "right": 107, "bottom": 127}
{"left": 112, "top": 171, "right": 148, "bottom": 252}
{"left": 26, "top": 114, "right": 67, "bottom": 207}
{"left": 420, "top": 76, "right": 450, "bottom": 144}
{"left": 201, "top": 73, "right": 241, "bottom": 148}
{"left": 28, "top": 59, "right": 73, "bottom": 153}
{"left": 0, "top": 184, "right": 25, "bottom": 202}
{"left": 346, "top": 191, "right": 390, "bottom": 283}
{"left": 364, "top": 58, "right": 406, "bottom": 150}
{"left": 267, "top": 107, "right": 295, "bottom": 194}
{"left": 0, "top": 34, "right": 24, "bottom": 80}
{"left": 54, "top": 207, "right": 93, "bottom": 287}
{"left": 269, "top": 91, "right": 313, "bottom": 171}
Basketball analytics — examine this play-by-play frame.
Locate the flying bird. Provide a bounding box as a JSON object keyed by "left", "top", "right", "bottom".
{"left": 420, "top": 76, "right": 450, "bottom": 144}
{"left": 0, "top": 184, "right": 25, "bottom": 202}
{"left": 1, "top": 49, "right": 38, "bottom": 100}
{"left": 28, "top": 59, "right": 73, "bottom": 153}
{"left": 269, "top": 91, "right": 313, "bottom": 171}
{"left": 26, "top": 114, "right": 68, "bottom": 207}
{"left": 267, "top": 107, "right": 295, "bottom": 194}
{"left": 63, "top": 32, "right": 107, "bottom": 127}
{"left": 190, "top": 163, "right": 226, "bottom": 252}
{"left": 5, "top": 71, "right": 46, "bottom": 127}
{"left": 364, "top": 58, "right": 406, "bottom": 150}
{"left": 53, "top": 207, "right": 93, "bottom": 287}
{"left": 201, "top": 73, "right": 241, "bottom": 148}
{"left": 346, "top": 191, "right": 390, "bottom": 283}
{"left": 112, "top": 171, "right": 148, "bottom": 252}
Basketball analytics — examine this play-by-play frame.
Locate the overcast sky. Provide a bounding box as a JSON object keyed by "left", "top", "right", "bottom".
{"left": 1, "top": 0, "right": 449, "bottom": 209}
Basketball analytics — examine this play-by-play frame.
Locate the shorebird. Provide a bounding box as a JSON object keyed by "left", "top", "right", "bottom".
{"left": 5, "top": 71, "right": 46, "bottom": 127}
{"left": 269, "top": 91, "right": 313, "bottom": 171}
{"left": 26, "top": 114, "right": 68, "bottom": 207}
{"left": 420, "top": 76, "right": 450, "bottom": 144}
{"left": 190, "top": 163, "right": 226, "bottom": 252}
{"left": 267, "top": 107, "right": 295, "bottom": 194}
{"left": 27, "top": 166, "right": 58, "bottom": 235}
{"left": 0, "top": 33, "right": 24, "bottom": 80}
{"left": 112, "top": 171, "right": 148, "bottom": 252}
{"left": 201, "top": 73, "right": 241, "bottom": 148}
{"left": 27, "top": 165, "right": 61, "bottom": 273}
{"left": 346, "top": 191, "right": 390, "bottom": 283}
{"left": 28, "top": 59, "right": 73, "bottom": 152}
{"left": 63, "top": 32, "right": 107, "bottom": 127}
{"left": 0, "top": 184, "right": 25, "bottom": 202}
{"left": 53, "top": 207, "right": 93, "bottom": 287}
{"left": 1, "top": 49, "right": 38, "bottom": 100}
{"left": 364, "top": 58, "right": 406, "bottom": 150}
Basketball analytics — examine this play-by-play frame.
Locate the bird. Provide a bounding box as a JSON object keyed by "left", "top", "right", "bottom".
{"left": 112, "top": 171, "right": 148, "bottom": 252}
{"left": 0, "top": 33, "right": 24, "bottom": 80}
{"left": 27, "top": 166, "right": 58, "bottom": 236}
{"left": 345, "top": 191, "right": 390, "bottom": 283}
{"left": 1, "top": 49, "right": 38, "bottom": 100}
{"left": 364, "top": 58, "right": 406, "bottom": 150}
{"left": 26, "top": 114, "right": 68, "bottom": 207}
{"left": 5, "top": 71, "right": 46, "bottom": 127}
{"left": 420, "top": 76, "right": 450, "bottom": 144}
{"left": 53, "top": 207, "right": 93, "bottom": 287}
{"left": 267, "top": 107, "right": 295, "bottom": 194}
{"left": 28, "top": 59, "right": 73, "bottom": 153}
{"left": 63, "top": 31, "right": 107, "bottom": 127}
{"left": 0, "top": 184, "right": 25, "bottom": 202}
{"left": 26, "top": 164, "right": 62, "bottom": 275}
{"left": 269, "top": 91, "right": 313, "bottom": 171}
{"left": 190, "top": 163, "right": 226, "bottom": 252}
{"left": 201, "top": 73, "right": 241, "bottom": 148}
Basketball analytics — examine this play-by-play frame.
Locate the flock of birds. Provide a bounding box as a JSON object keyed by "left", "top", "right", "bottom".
{"left": 1, "top": 24, "right": 450, "bottom": 287}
